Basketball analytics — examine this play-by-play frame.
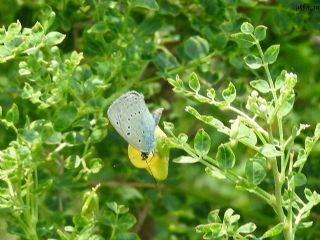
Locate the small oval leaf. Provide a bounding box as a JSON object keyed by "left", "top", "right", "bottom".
{"left": 264, "top": 44, "right": 280, "bottom": 64}
{"left": 293, "top": 172, "right": 307, "bottom": 187}
{"left": 254, "top": 25, "right": 267, "bottom": 41}
{"left": 237, "top": 222, "right": 257, "bottom": 234}
{"left": 216, "top": 144, "right": 235, "bottom": 169}
{"left": 244, "top": 54, "right": 262, "bottom": 69}
{"left": 188, "top": 72, "right": 200, "bottom": 93}
{"left": 173, "top": 156, "right": 200, "bottom": 164}
{"left": 261, "top": 223, "right": 284, "bottom": 239}
{"left": 250, "top": 79, "right": 270, "bottom": 93}
{"left": 222, "top": 82, "right": 236, "bottom": 103}
{"left": 260, "top": 144, "right": 281, "bottom": 158}
{"left": 194, "top": 129, "right": 211, "bottom": 156}
{"left": 240, "top": 22, "right": 254, "bottom": 34}
{"left": 245, "top": 157, "right": 267, "bottom": 185}
{"left": 131, "top": 0, "right": 159, "bottom": 10}
{"left": 5, "top": 103, "right": 19, "bottom": 124}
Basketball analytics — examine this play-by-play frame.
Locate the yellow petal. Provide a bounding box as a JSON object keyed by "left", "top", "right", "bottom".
{"left": 127, "top": 126, "right": 169, "bottom": 180}
{"left": 145, "top": 152, "right": 168, "bottom": 180}
{"left": 128, "top": 144, "right": 152, "bottom": 168}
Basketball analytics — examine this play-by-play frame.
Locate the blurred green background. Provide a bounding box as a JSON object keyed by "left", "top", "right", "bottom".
{"left": 0, "top": 0, "right": 319, "bottom": 239}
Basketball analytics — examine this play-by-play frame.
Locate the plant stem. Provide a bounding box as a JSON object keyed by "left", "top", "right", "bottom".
{"left": 270, "top": 158, "right": 285, "bottom": 220}
{"left": 109, "top": 212, "right": 119, "bottom": 240}
{"left": 255, "top": 39, "right": 293, "bottom": 240}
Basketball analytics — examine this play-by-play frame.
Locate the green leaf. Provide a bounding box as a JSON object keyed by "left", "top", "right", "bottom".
{"left": 168, "top": 77, "right": 183, "bottom": 93}
{"left": 298, "top": 221, "right": 313, "bottom": 229}
{"left": 208, "top": 209, "right": 221, "bottom": 223}
{"left": 54, "top": 106, "right": 78, "bottom": 131}
{"left": 163, "top": 121, "right": 174, "bottom": 134}
{"left": 207, "top": 88, "right": 216, "bottom": 100}
{"left": 231, "top": 33, "right": 255, "bottom": 48}
{"left": 223, "top": 208, "right": 234, "bottom": 221}
{"left": 260, "top": 144, "right": 281, "bottom": 158}
{"left": 87, "top": 21, "right": 110, "bottom": 34}
{"left": 229, "top": 214, "right": 240, "bottom": 224}
{"left": 189, "top": 72, "right": 200, "bottom": 93}
{"left": 261, "top": 223, "right": 284, "bottom": 239}
{"left": 244, "top": 54, "right": 262, "bottom": 69}
{"left": 153, "top": 49, "right": 178, "bottom": 71}
{"left": 222, "top": 82, "right": 236, "bottom": 103}
{"left": 8, "top": 20, "right": 22, "bottom": 34}
{"left": 237, "top": 222, "right": 257, "bottom": 234}
{"left": 304, "top": 188, "right": 313, "bottom": 201}
{"left": 19, "top": 129, "right": 39, "bottom": 143}
{"left": 131, "top": 0, "right": 159, "bottom": 10}
{"left": 178, "top": 133, "right": 188, "bottom": 143}
{"left": 240, "top": 22, "right": 254, "bottom": 34}
{"left": 194, "top": 129, "right": 211, "bottom": 156}
{"left": 173, "top": 156, "right": 200, "bottom": 164}
{"left": 254, "top": 25, "right": 267, "bottom": 41}
{"left": 117, "top": 232, "right": 139, "bottom": 240}
{"left": 305, "top": 136, "right": 315, "bottom": 155}
{"left": 216, "top": 144, "right": 235, "bottom": 169}
{"left": 41, "top": 124, "right": 62, "bottom": 145}
{"left": 205, "top": 167, "right": 226, "bottom": 180}
{"left": 45, "top": 32, "right": 66, "bottom": 45}
{"left": 245, "top": 157, "right": 267, "bottom": 185}
{"left": 65, "top": 155, "right": 81, "bottom": 169}
{"left": 6, "top": 103, "right": 19, "bottom": 124}
{"left": 236, "top": 123, "right": 257, "bottom": 146}
{"left": 264, "top": 45, "right": 280, "bottom": 64}
{"left": 90, "top": 128, "right": 108, "bottom": 143}
{"left": 293, "top": 173, "right": 307, "bottom": 187}
{"left": 182, "top": 36, "right": 209, "bottom": 60}
{"left": 277, "top": 92, "right": 295, "bottom": 118}
{"left": 275, "top": 70, "right": 286, "bottom": 90}
{"left": 185, "top": 106, "right": 201, "bottom": 118}
{"left": 199, "top": 115, "right": 226, "bottom": 132}
{"left": 89, "top": 158, "right": 103, "bottom": 173}
{"left": 195, "top": 223, "right": 222, "bottom": 233}
{"left": 293, "top": 149, "right": 307, "bottom": 168}
{"left": 250, "top": 80, "right": 270, "bottom": 93}
{"left": 194, "top": 94, "right": 208, "bottom": 103}
{"left": 139, "top": 15, "right": 162, "bottom": 34}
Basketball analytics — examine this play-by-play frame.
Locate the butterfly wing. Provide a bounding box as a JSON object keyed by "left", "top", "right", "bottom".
{"left": 107, "top": 91, "right": 156, "bottom": 153}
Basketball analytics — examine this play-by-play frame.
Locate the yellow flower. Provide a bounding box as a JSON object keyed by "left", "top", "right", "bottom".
{"left": 128, "top": 126, "right": 169, "bottom": 180}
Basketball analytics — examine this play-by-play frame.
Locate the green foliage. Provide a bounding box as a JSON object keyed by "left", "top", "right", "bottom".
{"left": 196, "top": 209, "right": 257, "bottom": 239}
{"left": 0, "top": 1, "right": 319, "bottom": 240}
{"left": 167, "top": 21, "right": 320, "bottom": 240}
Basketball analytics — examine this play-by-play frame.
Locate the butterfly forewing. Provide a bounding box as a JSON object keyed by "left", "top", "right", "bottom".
{"left": 107, "top": 91, "right": 156, "bottom": 153}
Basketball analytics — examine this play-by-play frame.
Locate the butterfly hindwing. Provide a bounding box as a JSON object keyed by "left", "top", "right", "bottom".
{"left": 107, "top": 91, "right": 156, "bottom": 153}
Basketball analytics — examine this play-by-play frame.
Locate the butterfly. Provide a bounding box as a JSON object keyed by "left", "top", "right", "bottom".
{"left": 107, "top": 91, "right": 168, "bottom": 180}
